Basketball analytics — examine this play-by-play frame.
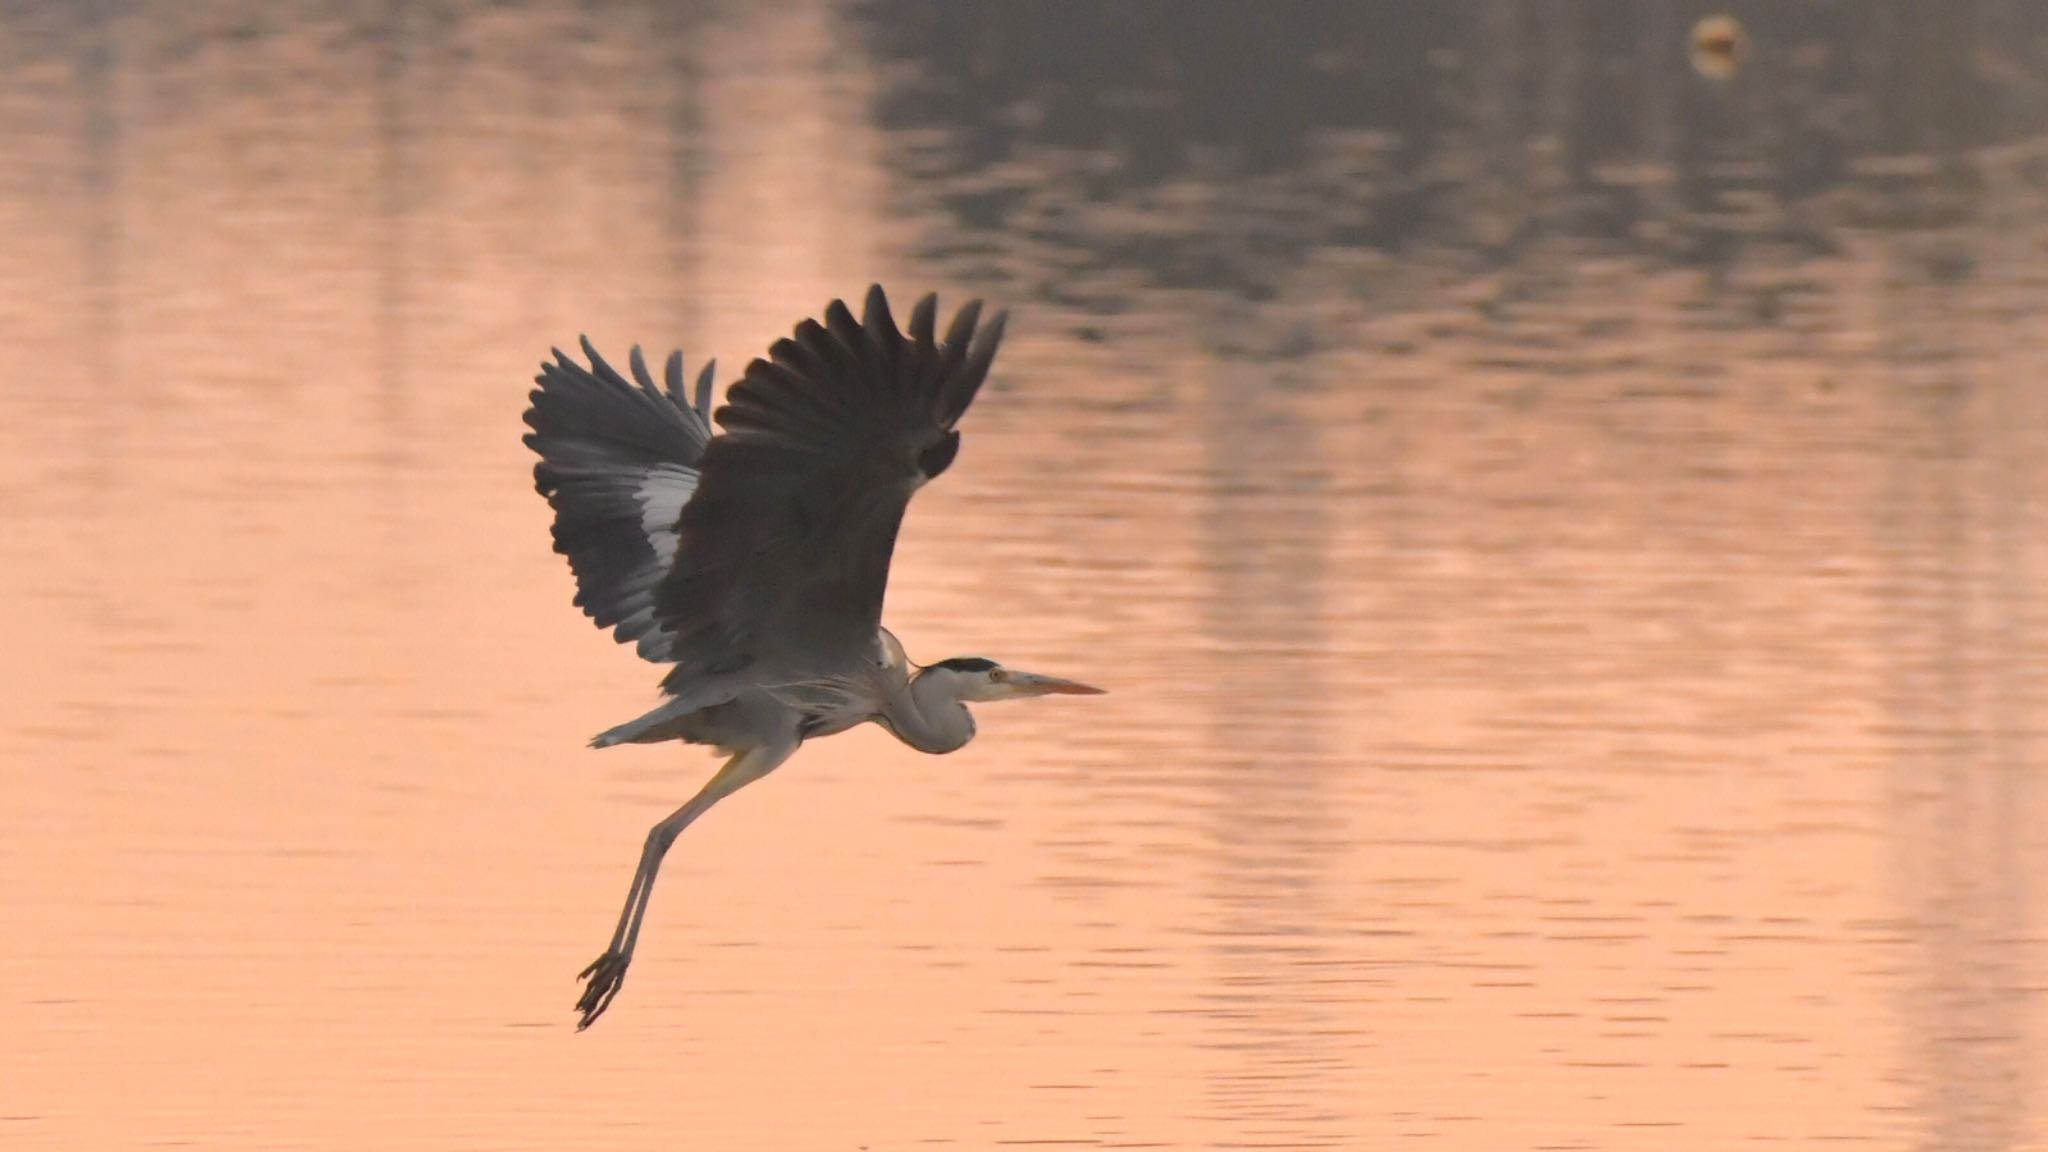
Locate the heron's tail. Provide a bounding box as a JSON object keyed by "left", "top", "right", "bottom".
{"left": 590, "top": 711, "right": 676, "bottom": 748}
{"left": 523, "top": 338, "right": 719, "bottom": 661}
{"left": 588, "top": 685, "right": 737, "bottom": 748}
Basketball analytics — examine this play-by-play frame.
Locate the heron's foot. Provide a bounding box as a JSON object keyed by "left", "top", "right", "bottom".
{"left": 575, "top": 950, "right": 631, "bottom": 1030}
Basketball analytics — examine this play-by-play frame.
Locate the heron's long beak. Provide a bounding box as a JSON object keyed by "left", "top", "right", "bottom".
{"left": 1008, "top": 671, "right": 1106, "bottom": 697}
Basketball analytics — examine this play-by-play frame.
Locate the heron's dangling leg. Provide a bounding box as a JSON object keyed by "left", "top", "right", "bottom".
{"left": 575, "top": 739, "right": 796, "bottom": 1029}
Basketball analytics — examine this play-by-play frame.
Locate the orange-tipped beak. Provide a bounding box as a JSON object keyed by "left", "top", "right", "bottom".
{"left": 1009, "top": 672, "right": 1106, "bottom": 697}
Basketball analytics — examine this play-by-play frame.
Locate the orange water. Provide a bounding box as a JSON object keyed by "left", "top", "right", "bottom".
{"left": 3, "top": 3, "right": 2047, "bottom": 1149}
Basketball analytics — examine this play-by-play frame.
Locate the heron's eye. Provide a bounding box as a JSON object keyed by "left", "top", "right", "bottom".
{"left": 987, "top": 669, "right": 1003, "bottom": 683}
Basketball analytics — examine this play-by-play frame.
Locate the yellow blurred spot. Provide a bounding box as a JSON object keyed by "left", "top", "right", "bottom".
{"left": 1690, "top": 14, "right": 1746, "bottom": 79}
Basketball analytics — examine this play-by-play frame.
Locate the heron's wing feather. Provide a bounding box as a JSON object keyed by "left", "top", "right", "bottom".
{"left": 523, "top": 339, "right": 715, "bottom": 661}
{"left": 653, "top": 285, "right": 1007, "bottom": 687}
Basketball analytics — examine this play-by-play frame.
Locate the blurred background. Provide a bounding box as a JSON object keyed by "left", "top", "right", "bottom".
{"left": 2, "top": 1, "right": 2046, "bottom": 1148}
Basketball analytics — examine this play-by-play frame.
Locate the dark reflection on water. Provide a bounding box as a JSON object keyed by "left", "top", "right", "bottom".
{"left": 861, "top": 1, "right": 2044, "bottom": 302}
{"left": 1871, "top": 238, "right": 2043, "bottom": 1150}
{"left": 1193, "top": 322, "right": 1348, "bottom": 1145}
{"left": 2, "top": 2, "right": 2047, "bottom": 1149}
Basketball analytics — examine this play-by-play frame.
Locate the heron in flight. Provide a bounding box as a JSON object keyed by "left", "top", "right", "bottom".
{"left": 523, "top": 286, "right": 1103, "bottom": 1028}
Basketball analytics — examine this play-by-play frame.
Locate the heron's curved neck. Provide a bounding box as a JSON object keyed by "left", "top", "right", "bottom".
{"left": 889, "top": 670, "right": 977, "bottom": 755}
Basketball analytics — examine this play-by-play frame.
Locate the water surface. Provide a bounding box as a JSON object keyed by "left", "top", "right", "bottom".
{"left": 3, "top": 3, "right": 2047, "bottom": 1149}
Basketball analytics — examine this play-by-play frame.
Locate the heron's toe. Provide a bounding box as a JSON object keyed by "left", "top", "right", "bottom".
{"left": 574, "top": 951, "right": 630, "bottom": 1029}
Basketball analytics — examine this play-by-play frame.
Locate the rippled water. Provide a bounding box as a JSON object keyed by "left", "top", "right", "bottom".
{"left": 3, "top": 2, "right": 2047, "bottom": 1149}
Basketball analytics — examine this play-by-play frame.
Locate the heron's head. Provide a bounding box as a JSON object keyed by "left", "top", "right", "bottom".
{"left": 921, "top": 656, "right": 1105, "bottom": 703}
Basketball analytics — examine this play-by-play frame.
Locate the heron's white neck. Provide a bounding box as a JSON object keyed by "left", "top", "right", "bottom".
{"left": 888, "top": 668, "right": 977, "bottom": 755}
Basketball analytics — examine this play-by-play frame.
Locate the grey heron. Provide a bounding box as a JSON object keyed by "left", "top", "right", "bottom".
{"left": 523, "top": 286, "right": 1103, "bottom": 1029}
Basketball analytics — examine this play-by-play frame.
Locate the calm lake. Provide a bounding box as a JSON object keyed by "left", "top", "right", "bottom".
{"left": 3, "top": 2, "right": 2047, "bottom": 1149}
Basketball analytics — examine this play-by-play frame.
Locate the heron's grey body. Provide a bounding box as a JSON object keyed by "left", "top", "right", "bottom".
{"left": 590, "top": 626, "right": 951, "bottom": 750}
{"left": 523, "top": 287, "right": 1100, "bottom": 1028}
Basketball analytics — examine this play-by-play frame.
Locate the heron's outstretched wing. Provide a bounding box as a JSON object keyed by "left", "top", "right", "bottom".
{"left": 653, "top": 285, "right": 1007, "bottom": 689}
{"left": 523, "top": 339, "right": 717, "bottom": 661}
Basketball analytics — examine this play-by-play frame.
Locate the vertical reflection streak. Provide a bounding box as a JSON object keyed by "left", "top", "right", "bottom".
{"left": 1870, "top": 168, "right": 2043, "bottom": 1150}
{"left": 77, "top": 0, "right": 122, "bottom": 397}
{"left": 1195, "top": 297, "right": 1347, "bottom": 1146}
